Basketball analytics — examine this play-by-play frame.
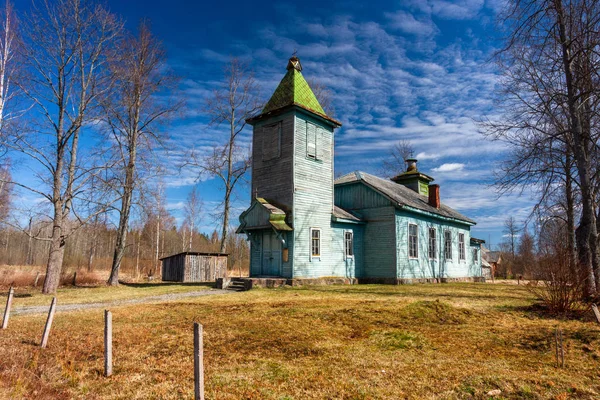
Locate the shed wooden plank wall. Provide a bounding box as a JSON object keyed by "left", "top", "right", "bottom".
{"left": 162, "top": 254, "right": 227, "bottom": 282}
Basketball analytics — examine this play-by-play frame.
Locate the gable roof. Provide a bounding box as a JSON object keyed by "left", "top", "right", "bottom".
{"left": 335, "top": 171, "right": 476, "bottom": 225}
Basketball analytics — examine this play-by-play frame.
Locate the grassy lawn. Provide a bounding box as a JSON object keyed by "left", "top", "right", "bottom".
{"left": 1, "top": 283, "right": 599, "bottom": 399}
{"left": 0, "top": 281, "right": 216, "bottom": 308}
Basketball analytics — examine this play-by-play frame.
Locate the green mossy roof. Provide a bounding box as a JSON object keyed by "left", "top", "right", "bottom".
{"left": 263, "top": 67, "right": 326, "bottom": 116}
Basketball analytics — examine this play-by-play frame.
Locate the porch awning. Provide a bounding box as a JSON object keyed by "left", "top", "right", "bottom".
{"left": 237, "top": 198, "right": 293, "bottom": 234}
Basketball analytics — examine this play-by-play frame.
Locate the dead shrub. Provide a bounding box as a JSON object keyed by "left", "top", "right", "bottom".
{"left": 528, "top": 253, "right": 586, "bottom": 316}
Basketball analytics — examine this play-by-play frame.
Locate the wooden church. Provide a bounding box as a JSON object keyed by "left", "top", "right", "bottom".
{"left": 237, "top": 56, "right": 484, "bottom": 284}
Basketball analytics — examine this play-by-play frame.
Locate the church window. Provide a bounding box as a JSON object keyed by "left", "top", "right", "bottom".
{"left": 444, "top": 230, "right": 452, "bottom": 260}
{"left": 311, "top": 228, "right": 321, "bottom": 258}
{"left": 459, "top": 233, "right": 466, "bottom": 260}
{"left": 262, "top": 121, "right": 281, "bottom": 161}
{"left": 306, "top": 121, "right": 317, "bottom": 159}
{"left": 344, "top": 231, "right": 354, "bottom": 258}
{"left": 428, "top": 227, "right": 436, "bottom": 259}
{"left": 408, "top": 224, "right": 418, "bottom": 258}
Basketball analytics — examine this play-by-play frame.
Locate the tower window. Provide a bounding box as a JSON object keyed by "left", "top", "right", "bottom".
{"left": 262, "top": 122, "right": 281, "bottom": 161}
{"left": 459, "top": 233, "right": 466, "bottom": 260}
{"left": 306, "top": 121, "right": 317, "bottom": 159}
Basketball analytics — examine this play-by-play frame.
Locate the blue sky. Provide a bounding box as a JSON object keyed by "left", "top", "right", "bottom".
{"left": 11, "top": 0, "right": 537, "bottom": 249}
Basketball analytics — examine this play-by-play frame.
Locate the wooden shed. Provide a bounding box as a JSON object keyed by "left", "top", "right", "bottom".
{"left": 161, "top": 252, "right": 228, "bottom": 282}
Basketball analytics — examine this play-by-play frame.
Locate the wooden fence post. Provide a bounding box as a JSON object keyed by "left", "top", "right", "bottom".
{"left": 554, "top": 328, "right": 559, "bottom": 368}
{"left": 104, "top": 310, "right": 112, "bottom": 377}
{"left": 2, "top": 286, "right": 14, "bottom": 329}
{"left": 40, "top": 297, "right": 57, "bottom": 348}
{"left": 194, "top": 322, "right": 205, "bottom": 400}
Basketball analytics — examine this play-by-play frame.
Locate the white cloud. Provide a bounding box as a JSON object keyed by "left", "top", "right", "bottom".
{"left": 433, "top": 163, "right": 465, "bottom": 172}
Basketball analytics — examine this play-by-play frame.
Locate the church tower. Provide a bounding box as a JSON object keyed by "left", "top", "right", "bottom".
{"left": 238, "top": 56, "right": 342, "bottom": 278}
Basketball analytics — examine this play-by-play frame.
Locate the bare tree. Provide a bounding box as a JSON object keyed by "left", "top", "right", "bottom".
{"left": 306, "top": 78, "right": 335, "bottom": 117}
{"left": 487, "top": 0, "right": 600, "bottom": 297}
{"left": 192, "top": 58, "right": 262, "bottom": 253}
{"left": 381, "top": 140, "right": 414, "bottom": 177}
{"left": 183, "top": 186, "right": 203, "bottom": 251}
{"left": 105, "top": 22, "right": 178, "bottom": 286}
{"left": 6, "top": 0, "right": 122, "bottom": 293}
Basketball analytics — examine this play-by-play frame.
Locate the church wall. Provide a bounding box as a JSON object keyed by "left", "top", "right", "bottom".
{"left": 394, "top": 210, "right": 477, "bottom": 279}
{"left": 292, "top": 112, "right": 339, "bottom": 278}
{"left": 251, "top": 112, "right": 295, "bottom": 216}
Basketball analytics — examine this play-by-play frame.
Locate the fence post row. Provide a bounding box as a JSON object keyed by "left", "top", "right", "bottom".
{"left": 194, "top": 322, "right": 205, "bottom": 400}
{"left": 40, "top": 297, "right": 57, "bottom": 348}
{"left": 105, "top": 310, "right": 113, "bottom": 377}
{"left": 2, "top": 286, "right": 14, "bottom": 329}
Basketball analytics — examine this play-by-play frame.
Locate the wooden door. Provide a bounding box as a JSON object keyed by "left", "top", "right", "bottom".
{"left": 262, "top": 232, "right": 281, "bottom": 276}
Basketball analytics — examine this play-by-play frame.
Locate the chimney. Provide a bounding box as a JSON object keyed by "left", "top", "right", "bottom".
{"left": 406, "top": 158, "right": 417, "bottom": 172}
{"left": 428, "top": 184, "right": 440, "bottom": 208}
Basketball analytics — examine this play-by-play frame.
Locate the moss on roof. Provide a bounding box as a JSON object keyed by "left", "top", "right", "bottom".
{"left": 262, "top": 61, "right": 326, "bottom": 116}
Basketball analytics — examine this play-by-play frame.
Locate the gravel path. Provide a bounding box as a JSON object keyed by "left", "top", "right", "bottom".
{"left": 11, "top": 289, "right": 232, "bottom": 315}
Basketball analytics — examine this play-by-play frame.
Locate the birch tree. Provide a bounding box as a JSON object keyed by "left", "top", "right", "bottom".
{"left": 183, "top": 186, "right": 202, "bottom": 251}
{"left": 105, "top": 22, "right": 178, "bottom": 286}
{"left": 8, "top": 0, "right": 121, "bottom": 293}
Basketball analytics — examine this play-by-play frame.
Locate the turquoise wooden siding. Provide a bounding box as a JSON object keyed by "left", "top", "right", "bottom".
{"left": 361, "top": 206, "right": 397, "bottom": 278}
{"left": 395, "top": 209, "right": 475, "bottom": 279}
{"left": 469, "top": 243, "right": 482, "bottom": 277}
{"left": 335, "top": 182, "right": 392, "bottom": 210}
{"left": 292, "top": 111, "right": 338, "bottom": 278}
{"left": 331, "top": 223, "right": 364, "bottom": 279}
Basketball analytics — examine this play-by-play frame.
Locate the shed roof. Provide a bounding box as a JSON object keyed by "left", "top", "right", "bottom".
{"left": 160, "top": 251, "right": 228, "bottom": 261}
{"left": 332, "top": 205, "right": 363, "bottom": 222}
{"left": 335, "top": 171, "right": 475, "bottom": 225}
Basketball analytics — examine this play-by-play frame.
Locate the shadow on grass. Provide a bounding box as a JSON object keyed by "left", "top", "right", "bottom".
{"left": 21, "top": 339, "right": 39, "bottom": 347}
{"left": 496, "top": 303, "right": 593, "bottom": 321}
{"left": 296, "top": 285, "right": 531, "bottom": 302}
{"left": 118, "top": 281, "right": 215, "bottom": 289}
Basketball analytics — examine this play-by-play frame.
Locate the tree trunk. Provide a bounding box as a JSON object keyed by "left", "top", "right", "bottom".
{"left": 43, "top": 219, "right": 65, "bottom": 294}
{"left": 108, "top": 166, "right": 134, "bottom": 286}
{"left": 554, "top": 0, "right": 596, "bottom": 297}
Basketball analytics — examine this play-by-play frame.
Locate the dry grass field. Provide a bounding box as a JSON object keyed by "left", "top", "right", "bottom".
{"left": 1, "top": 282, "right": 599, "bottom": 399}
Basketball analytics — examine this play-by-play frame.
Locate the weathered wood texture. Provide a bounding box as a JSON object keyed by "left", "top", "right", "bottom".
{"left": 162, "top": 253, "right": 227, "bottom": 282}
{"left": 251, "top": 113, "right": 295, "bottom": 213}
{"left": 194, "top": 322, "right": 205, "bottom": 400}
{"left": 2, "top": 286, "right": 14, "bottom": 329}
{"left": 40, "top": 297, "right": 57, "bottom": 348}
{"left": 292, "top": 112, "right": 337, "bottom": 278}
{"left": 104, "top": 310, "right": 112, "bottom": 377}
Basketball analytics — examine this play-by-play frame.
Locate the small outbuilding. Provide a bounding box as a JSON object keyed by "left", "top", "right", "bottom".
{"left": 161, "top": 252, "right": 228, "bottom": 283}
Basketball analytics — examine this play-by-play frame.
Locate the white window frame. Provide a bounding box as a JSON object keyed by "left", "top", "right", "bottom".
{"left": 444, "top": 230, "right": 452, "bottom": 260}
{"left": 408, "top": 223, "right": 418, "bottom": 259}
{"left": 459, "top": 233, "right": 466, "bottom": 261}
{"left": 344, "top": 230, "right": 354, "bottom": 259}
{"left": 428, "top": 227, "right": 437, "bottom": 260}
{"left": 310, "top": 228, "right": 321, "bottom": 261}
